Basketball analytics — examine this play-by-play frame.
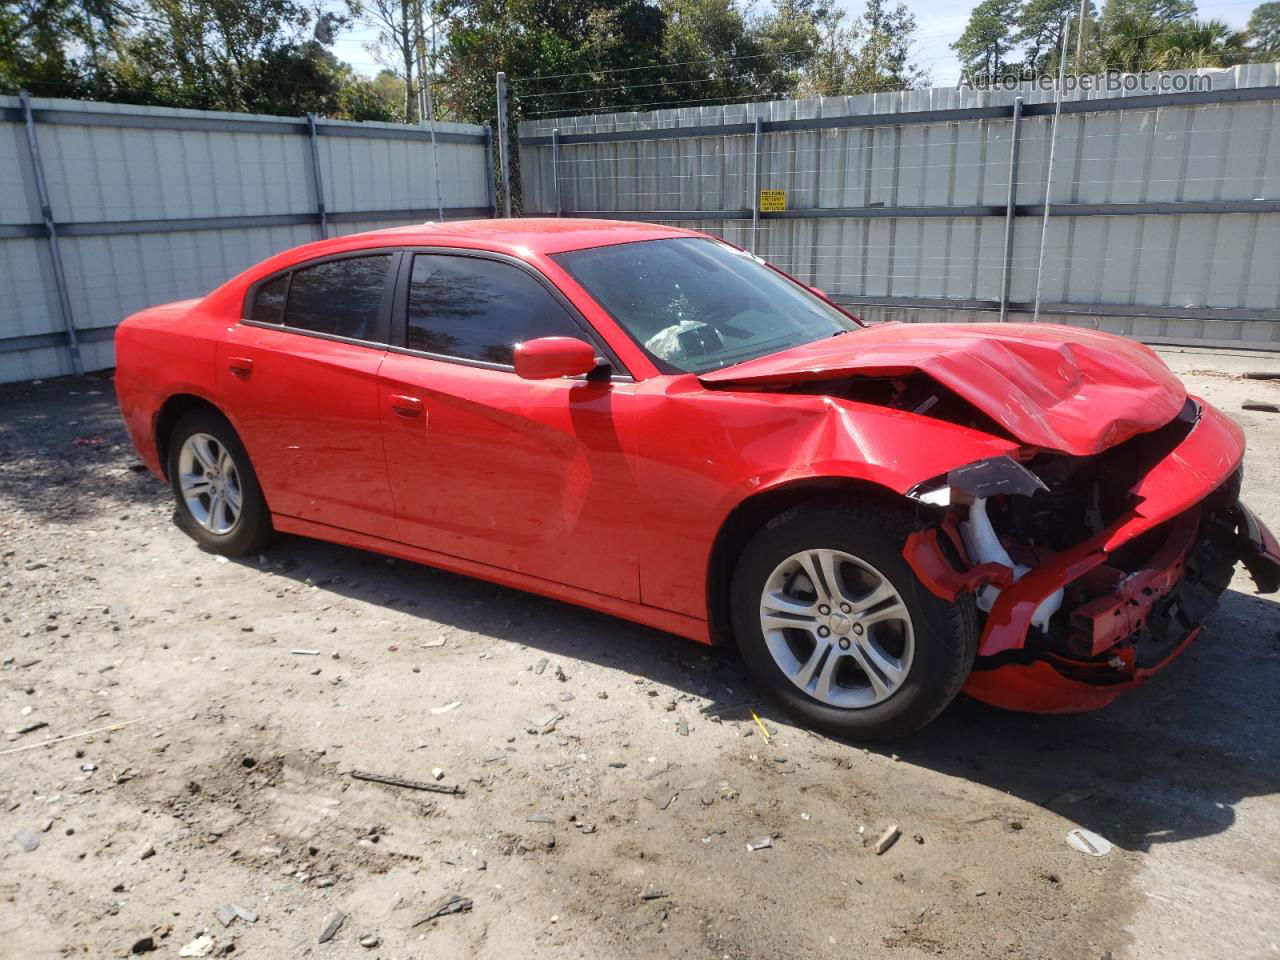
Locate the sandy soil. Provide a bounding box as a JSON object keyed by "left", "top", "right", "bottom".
{"left": 1, "top": 346, "right": 1278, "bottom": 960}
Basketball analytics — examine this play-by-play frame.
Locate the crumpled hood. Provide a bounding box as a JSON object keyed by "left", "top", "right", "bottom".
{"left": 698, "top": 322, "right": 1187, "bottom": 456}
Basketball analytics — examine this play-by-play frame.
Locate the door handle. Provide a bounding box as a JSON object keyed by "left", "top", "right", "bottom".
{"left": 389, "top": 394, "right": 423, "bottom": 417}
{"left": 227, "top": 356, "right": 254, "bottom": 377}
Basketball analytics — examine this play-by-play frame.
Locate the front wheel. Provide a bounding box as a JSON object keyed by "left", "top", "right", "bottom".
{"left": 167, "top": 408, "right": 273, "bottom": 556}
{"left": 730, "top": 501, "right": 976, "bottom": 741}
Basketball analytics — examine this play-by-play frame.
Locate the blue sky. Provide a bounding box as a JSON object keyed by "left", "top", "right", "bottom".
{"left": 329, "top": 0, "right": 1265, "bottom": 91}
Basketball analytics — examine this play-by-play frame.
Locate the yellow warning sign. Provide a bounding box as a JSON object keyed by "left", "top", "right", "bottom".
{"left": 758, "top": 189, "right": 787, "bottom": 212}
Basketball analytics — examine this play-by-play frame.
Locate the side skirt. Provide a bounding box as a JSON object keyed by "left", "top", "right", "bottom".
{"left": 270, "top": 514, "right": 713, "bottom": 646}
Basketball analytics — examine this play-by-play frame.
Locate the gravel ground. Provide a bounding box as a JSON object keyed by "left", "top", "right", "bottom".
{"left": 1, "top": 346, "right": 1278, "bottom": 960}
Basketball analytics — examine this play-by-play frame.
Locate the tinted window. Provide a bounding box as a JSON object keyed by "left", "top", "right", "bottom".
{"left": 552, "top": 238, "right": 857, "bottom": 374}
{"left": 252, "top": 274, "right": 288, "bottom": 325}
{"left": 406, "top": 255, "right": 586, "bottom": 365}
{"left": 283, "top": 255, "right": 391, "bottom": 341}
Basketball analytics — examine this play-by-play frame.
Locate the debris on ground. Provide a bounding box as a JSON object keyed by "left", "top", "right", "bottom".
{"left": 215, "top": 904, "right": 258, "bottom": 927}
{"left": 13, "top": 828, "right": 40, "bottom": 852}
{"left": 527, "top": 710, "right": 563, "bottom": 735}
{"left": 351, "top": 769, "right": 465, "bottom": 796}
{"left": 318, "top": 911, "right": 347, "bottom": 944}
{"left": 290, "top": 649, "right": 321, "bottom": 656}
{"left": 412, "top": 894, "right": 473, "bottom": 926}
{"left": 178, "top": 934, "right": 214, "bottom": 957}
{"left": 359, "top": 934, "right": 380, "bottom": 948}
{"left": 646, "top": 786, "right": 679, "bottom": 810}
{"left": 746, "top": 836, "right": 773, "bottom": 852}
{"left": 430, "top": 701, "right": 462, "bottom": 715}
{"left": 875, "top": 826, "right": 901, "bottom": 855}
{"left": 1243, "top": 400, "right": 1279, "bottom": 412}
{"left": 640, "top": 888, "right": 670, "bottom": 900}
{"left": 1065, "top": 828, "right": 1114, "bottom": 857}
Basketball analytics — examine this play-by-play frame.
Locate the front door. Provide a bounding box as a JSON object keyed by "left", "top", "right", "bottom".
{"left": 217, "top": 252, "right": 398, "bottom": 539}
{"left": 378, "top": 251, "right": 641, "bottom": 601}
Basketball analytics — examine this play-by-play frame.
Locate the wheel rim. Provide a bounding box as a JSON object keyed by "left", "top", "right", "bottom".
{"left": 177, "top": 433, "right": 243, "bottom": 536}
{"left": 758, "top": 548, "right": 915, "bottom": 709}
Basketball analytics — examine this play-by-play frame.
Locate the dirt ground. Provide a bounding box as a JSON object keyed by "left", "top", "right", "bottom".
{"left": 1, "top": 345, "right": 1278, "bottom": 960}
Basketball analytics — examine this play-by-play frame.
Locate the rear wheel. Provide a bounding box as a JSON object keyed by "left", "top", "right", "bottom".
{"left": 730, "top": 501, "right": 976, "bottom": 741}
{"left": 167, "top": 408, "right": 272, "bottom": 556}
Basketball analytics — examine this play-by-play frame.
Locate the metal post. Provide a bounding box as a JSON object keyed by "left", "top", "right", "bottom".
{"left": 999, "top": 97, "right": 1023, "bottom": 323}
{"left": 551, "top": 129, "right": 562, "bottom": 216}
{"left": 19, "top": 89, "right": 83, "bottom": 375}
{"left": 751, "top": 115, "right": 764, "bottom": 255}
{"left": 496, "top": 71, "right": 512, "bottom": 217}
{"left": 305, "top": 113, "right": 328, "bottom": 240}
{"left": 483, "top": 125, "right": 497, "bottom": 218}
{"left": 423, "top": 19, "right": 444, "bottom": 222}
{"left": 422, "top": 82, "right": 444, "bottom": 221}
{"left": 1032, "top": 22, "right": 1070, "bottom": 323}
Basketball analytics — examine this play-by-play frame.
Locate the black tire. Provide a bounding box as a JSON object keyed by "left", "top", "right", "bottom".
{"left": 730, "top": 500, "right": 977, "bottom": 741}
{"left": 167, "top": 407, "right": 273, "bottom": 556}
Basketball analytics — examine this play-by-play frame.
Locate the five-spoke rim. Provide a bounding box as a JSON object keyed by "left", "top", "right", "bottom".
{"left": 759, "top": 548, "right": 914, "bottom": 709}
{"left": 177, "top": 433, "right": 242, "bottom": 535}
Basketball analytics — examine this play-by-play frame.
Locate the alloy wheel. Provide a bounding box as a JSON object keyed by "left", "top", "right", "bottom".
{"left": 177, "top": 432, "right": 243, "bottom": 535}
{"left": 758, "top": 548, "right": 915, "bottom": 708}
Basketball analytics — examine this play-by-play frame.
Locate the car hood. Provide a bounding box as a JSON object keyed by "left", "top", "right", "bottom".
{"left": 697, "top": 322, "right": 1187, "bottom": 456}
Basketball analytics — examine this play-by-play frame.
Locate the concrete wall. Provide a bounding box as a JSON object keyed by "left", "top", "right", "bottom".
{"left": 0, "top": 96, "right": 493, "bottom": 382}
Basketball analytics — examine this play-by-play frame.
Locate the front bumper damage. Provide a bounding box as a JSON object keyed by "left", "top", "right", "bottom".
{"left": 904, "top": 398, "right": 1280, "bottom": 713}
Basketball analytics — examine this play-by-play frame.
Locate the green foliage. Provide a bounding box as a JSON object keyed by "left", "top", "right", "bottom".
{"left": 951, "top": 0, "right": 1020, "bottom": 83}
{"left": 0, "top": 0, "right": 400, "bottom": 118}
{"left": 435, "top": 0, "right": 924, "bottom": 124}
{"left": 1247, "top": 1, "right": 1280, "bottom": 53}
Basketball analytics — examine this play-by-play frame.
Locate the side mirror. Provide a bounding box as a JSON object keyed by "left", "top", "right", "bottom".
{"left": 513, "top": 337, "right": 599, "bottom": 380}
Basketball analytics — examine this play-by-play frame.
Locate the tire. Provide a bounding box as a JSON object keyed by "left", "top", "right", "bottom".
{"left": 730, "top": 500, "right": 976, "bottom": 741}
{"left": 167, "top": 408, "right": 273, "bottom": 556}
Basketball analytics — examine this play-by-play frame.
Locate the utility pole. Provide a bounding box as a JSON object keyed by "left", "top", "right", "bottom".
{"left": 496, "top": 71, "right": 512, "bottom": 217}
{"left": 1075, "top": 0, "right": 1088, "bottom": 68}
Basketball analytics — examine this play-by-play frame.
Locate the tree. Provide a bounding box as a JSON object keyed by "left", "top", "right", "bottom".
{"left": 1247, "top": 1, "right": 1280, "bottom": 53}
{"left": 355, "top": 0, "right": 428, "bottom": 121}
{"left": 952, "top": 0, "right": 1020, "bottom": 83}
{"left": 1099, "top": 0, "right": 1196, "bottom": 30}
{"left": 1016, "top": 0, "right": 1094, "bottom": 73}
{"left": 797, "top": 0, "right": 924, "bottom": 96}
{"left": 1097, "top": 12, "right": 1245, "bottom": 70}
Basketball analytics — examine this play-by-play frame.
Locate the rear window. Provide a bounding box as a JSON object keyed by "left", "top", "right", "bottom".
{"left": 282, "top": 255, "right": 391, "bottom": 341}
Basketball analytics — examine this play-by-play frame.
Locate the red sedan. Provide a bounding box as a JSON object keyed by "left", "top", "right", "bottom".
{"left": 115, "top": 219, "right": 1280, "bottom": 740}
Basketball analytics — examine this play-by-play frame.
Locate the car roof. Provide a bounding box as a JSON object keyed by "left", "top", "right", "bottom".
{"left": 326, "top": 217, "right": 703, "bottom": 257}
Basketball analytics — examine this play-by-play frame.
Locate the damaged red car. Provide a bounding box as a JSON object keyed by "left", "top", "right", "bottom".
{"left": 115, "top": 219, "right": 1280, "bottom": 740}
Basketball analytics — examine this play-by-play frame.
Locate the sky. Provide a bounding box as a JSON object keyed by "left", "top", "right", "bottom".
{"left": 329, "top": 0, "right": 1264, "bottom": 92}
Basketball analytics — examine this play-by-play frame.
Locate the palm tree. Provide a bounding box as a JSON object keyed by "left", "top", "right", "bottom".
{"left": 1098, "top": 14, "right": 1247, "bottom": 71}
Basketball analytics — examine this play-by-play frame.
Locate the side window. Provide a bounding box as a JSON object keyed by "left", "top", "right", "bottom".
{"left": 251, "top": 274, "right": 288, "bottom": 325}
{"left": 406, "top": 255, "right": 588, "bottom": 365}
{"left": 282, "top": 255, "right": 391, "bottom": 341}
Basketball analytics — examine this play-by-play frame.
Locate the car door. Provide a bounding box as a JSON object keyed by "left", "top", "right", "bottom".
{"left": 216, "top": 251, "right": 398, "bottom": 540}
{"left": 377, "top": 250, "right": 641, "bottom": 601}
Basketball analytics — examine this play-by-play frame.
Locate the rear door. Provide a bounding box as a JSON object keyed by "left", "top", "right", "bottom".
{"left": 377, "top": 250, "right": 642, "bottom": 601}
{"left": 216, "top": 251, "right": 398, "bottom": 539}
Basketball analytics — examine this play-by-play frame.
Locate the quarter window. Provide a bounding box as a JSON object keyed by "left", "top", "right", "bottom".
{"left": 406, "top": 255, "right": 587, "bottom": 365}
{"left": 251, "top": 274, "right": 288, "bottom": 325}
{"left": 281, "top": 255, "right": 391, "bottom": 341}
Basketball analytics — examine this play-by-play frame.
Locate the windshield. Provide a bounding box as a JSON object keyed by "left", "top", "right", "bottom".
{"left": 552, "top": 237, "right": 859, "bottom": 374}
